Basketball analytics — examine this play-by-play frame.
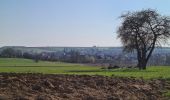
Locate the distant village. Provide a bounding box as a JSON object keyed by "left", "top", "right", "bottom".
{"left": 1, "top": 46, "right": 170, "bottom": 67}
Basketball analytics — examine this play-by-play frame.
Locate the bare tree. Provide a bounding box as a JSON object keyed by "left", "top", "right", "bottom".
{"left": 117, "top": 9, "right": 170, "bottom": 70}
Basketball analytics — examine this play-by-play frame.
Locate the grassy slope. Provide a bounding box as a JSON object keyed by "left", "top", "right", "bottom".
{"left": 0, "top": 58, "right": 98, "bottom": 74}
{"left": 0, "top": 58, "right": 170, "bottom": 79}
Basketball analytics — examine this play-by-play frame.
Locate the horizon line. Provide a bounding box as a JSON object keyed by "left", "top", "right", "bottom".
{"left": 0, "top": 45, "right": 122, "bottom": 48}
{"left": 0, "top": 45, "right": 170, "bottom": 48}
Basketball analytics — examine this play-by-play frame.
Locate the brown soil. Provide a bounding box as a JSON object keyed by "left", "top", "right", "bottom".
{"left": 0, "top": 73, "right": 169, "bottom": 100}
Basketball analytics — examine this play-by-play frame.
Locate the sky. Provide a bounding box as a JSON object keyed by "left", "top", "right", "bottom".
{"left": 0, "top": 0, "right": 170, "bottom": 47}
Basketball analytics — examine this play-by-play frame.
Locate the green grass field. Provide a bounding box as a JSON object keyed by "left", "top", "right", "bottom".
{"left": 0, "top": 58, "right": 170, "bottom": 79}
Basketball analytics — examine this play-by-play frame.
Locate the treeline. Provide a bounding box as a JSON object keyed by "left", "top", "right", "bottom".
{"left": 0, "top": 48, "right": 96, "bottom": 63}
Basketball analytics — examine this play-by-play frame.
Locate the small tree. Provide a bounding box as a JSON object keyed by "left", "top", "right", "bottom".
{"left": 34, "top": 54, "right": 39, "bottom": 63}
{"left": 117, "top": 9, "right": 170, "bottom": 70}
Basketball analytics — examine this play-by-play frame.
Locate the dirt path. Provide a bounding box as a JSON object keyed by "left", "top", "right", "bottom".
{"left": 0, "top": 73, "right": 169, "bottom": 100}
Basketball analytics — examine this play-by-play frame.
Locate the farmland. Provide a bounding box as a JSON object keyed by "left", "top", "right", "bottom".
{"left": 0, "top": 58, "right": 170, "bottom": 79}
{"left": 0, "top": 58, "right": 170, "bottom": 99}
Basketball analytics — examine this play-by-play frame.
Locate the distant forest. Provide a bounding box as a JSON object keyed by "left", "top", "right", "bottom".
{"left": 0, "top": 46, "right": 170, "bottom": 67}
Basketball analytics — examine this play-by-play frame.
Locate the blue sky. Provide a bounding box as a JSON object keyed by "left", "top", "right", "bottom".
{"left": 0, "top": 0, "right": 170, "bottom": 47}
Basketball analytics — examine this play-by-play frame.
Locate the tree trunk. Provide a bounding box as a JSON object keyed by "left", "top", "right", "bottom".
{"left": 141, "top": 60, "right": 147, "bottom": 70}
{"left": 137, "top": 58, "right": 147, "bottom": 70}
